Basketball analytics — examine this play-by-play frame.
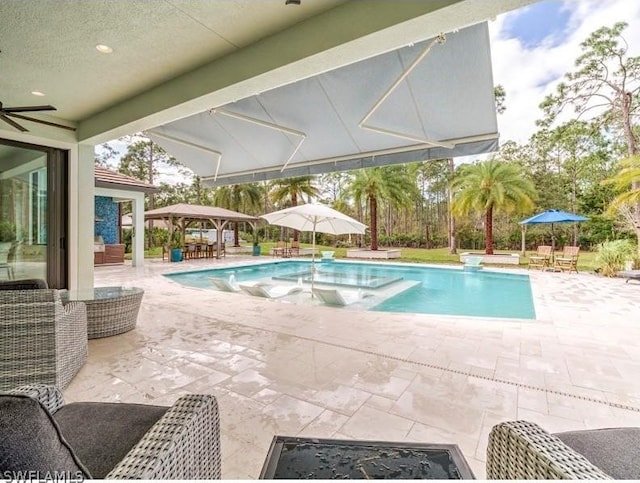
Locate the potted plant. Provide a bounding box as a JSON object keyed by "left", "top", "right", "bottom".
{"left": 168, "top": 233, "right": 183, "bottom": 262}
{"left": 252, "top": 229, "right": 261, "bottom": 257}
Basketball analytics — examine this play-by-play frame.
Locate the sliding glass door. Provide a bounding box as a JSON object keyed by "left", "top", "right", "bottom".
{"left": 0, "top": 138, "right": 68, "bottom": 287}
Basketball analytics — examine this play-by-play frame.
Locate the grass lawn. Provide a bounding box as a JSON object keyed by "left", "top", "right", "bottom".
{"left": 132, "top": 242, "right": 597, "bottom": 273}
{"left": 258, "top": 242, "right": 597, "bottom": 272}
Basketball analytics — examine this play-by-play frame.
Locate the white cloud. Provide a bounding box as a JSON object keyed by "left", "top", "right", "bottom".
{"left": 490, "top": 0, "right": 640, "bottom": 146}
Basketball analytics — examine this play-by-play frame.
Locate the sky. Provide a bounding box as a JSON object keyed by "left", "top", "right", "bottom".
{"left": 489, "top": 0, "right": 640, "bottom": 145}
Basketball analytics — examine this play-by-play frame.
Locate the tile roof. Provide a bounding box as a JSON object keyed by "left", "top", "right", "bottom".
{"left": 95, "top": 166, "right": 158, "bottom": 193}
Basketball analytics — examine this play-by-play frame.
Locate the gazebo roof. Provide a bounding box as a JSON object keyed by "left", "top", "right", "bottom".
{"left": 144, "top": 203, "right": 258, "bottom": 223}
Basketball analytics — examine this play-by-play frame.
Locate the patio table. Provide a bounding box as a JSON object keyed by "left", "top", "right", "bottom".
{"left": 259, "top": 436, "right": 474, "bottom": 479}
{"left": 61, "top": 286, "right": 144, "bottom": 339}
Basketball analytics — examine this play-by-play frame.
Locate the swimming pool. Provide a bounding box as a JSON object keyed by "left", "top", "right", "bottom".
{"left": 165, "top": 261, "right": 536, "bottom": 319}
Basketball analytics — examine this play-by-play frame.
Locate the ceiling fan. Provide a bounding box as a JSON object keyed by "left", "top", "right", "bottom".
{"left": 0, "top": 101, "right": 76, "bottom": 132}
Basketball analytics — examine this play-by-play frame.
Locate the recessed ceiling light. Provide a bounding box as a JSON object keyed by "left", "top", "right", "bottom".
{"left": 31, "top": 91, "right": 45, "bottom": 96}
{"left": 96, "top": 44, "right": 113, "bottom": 54}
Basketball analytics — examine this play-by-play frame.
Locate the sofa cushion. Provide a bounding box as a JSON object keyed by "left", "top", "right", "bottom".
{"left": 54, "top": 401, "right": 168, "bottom": 478}
{"left": 554, "top": 427, "right": 640, "bottom": 479}
{"left": 0, "top": 394, "right": 90, "bottom": 479}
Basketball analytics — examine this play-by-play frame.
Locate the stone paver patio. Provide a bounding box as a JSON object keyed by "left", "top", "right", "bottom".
{"left": 65, "top": 256, "right": 640, "bottom": 479}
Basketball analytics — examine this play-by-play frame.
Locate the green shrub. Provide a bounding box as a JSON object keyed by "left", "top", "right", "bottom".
{"left": 594, "top": 239, "right": 637, "bottom": 277}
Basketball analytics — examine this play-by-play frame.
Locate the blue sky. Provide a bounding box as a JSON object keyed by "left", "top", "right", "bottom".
{"left": 489, "top": 0, "right": 640, "bottom": 146}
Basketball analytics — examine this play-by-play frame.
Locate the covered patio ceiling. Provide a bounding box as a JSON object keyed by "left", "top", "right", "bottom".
{"left": 0, "top": 1, "right": 534, "bottom": 147}
{"left": 148, "top": 23, "right": 498, "bottom": 186}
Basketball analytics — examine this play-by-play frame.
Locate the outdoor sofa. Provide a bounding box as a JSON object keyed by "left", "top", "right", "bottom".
{"left": 487, "top": 420, "right": 640, "bottom": 479}
{"left": 0, "top": 280, "right": 87, "bottom": 391}
{"left": 0, "top": 384, "right": 221, "bottom": 479}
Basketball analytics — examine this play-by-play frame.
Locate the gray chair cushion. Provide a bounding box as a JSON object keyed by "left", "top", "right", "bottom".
{"left": 554, "top": 427, "right": 640, "bottom": 479}
{"left": 54, "top": 401, "right": 168, "bottom": 478}
{"left": 0, "top": 279, "right": 48, "bottom": 290}
{"left": 0, "top": 394, "right": 90, "bottom": 478}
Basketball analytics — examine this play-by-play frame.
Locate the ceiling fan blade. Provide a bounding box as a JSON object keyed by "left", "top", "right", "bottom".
{"left": 3, "top": 105, "right": 56, "bottom": 113}
{"left": 0, "top": 114, "right": 28, "bottom": 132}
{"left": 7, "top": 113, "right": 76, "bottom": 131}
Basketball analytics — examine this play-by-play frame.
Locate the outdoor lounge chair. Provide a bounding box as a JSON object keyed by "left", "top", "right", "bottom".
{"left": 528, "top": 245, "right": 552, "bottom": 270}
{"left": 554, "top": 245, "right": 580, "bottom": 273}
{"left": 209, "top": 277, "right": 267, "bottom": 292}
{"left": 312, "top": 287, "right": 373, "bottom": 306}
{"left": 487, "top": 420, "right": 640, "bottom": 479}
{"left": 1, "top": 384, "right": 221, "bottom": 479}
{"left": 239, "top": 284, "right": 302, "bottom": 299}
{"left": 619, "top": 269, "right": 640, "bottom": 283}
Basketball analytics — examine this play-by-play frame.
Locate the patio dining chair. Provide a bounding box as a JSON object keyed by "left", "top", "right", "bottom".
{"left": 272, "top": 240, "right": 287, "bottom": 258}
{"left": 289, "top": 240, "right": 300, "bottom": 257}
{"left": 528, "top": 245, "right": 552, "bottom": 270}
{"left": 554, "top": 246, "right": 580, "bottom": 273}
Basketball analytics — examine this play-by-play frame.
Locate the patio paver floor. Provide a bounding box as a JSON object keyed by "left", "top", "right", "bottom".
{"left": 65, "top": 257, "right": 640, "bottom": 478}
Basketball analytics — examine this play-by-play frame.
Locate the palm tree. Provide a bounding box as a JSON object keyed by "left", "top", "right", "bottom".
{"left": 451, "top": 160, "right": 536, "bottom": 255}
{"left": 214, "top": 183, "right": 262, "bottom": 246}
{"left": 604, "top": 155, "right": 640, "bottom": 255}
{"left": 350, "top": 166, "right": 414, "bottom": 250}
{"left": 270, "top": 176, "right": 320, "bottom": 241}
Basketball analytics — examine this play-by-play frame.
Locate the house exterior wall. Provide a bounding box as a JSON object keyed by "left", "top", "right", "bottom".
{"left": 94, "top": 195, "right": 119, "bottom": 244}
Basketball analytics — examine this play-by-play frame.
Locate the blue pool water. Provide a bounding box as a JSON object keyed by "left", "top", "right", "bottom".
{"left": 165, "top": 261, "right": 536, "bottom": 319}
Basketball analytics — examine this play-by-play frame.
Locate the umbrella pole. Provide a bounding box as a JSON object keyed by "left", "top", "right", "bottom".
{"left": 551, "top": 223, "right": 555, "bottom": 265}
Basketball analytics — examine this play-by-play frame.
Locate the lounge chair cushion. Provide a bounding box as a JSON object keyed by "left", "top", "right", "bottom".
{"left": 54, "top": 402, "right": 168, "bottom": 479}
{"left": 554, "top": 427, "right": 640, "bottom": 479}
{"left": 0, "top": 394, "right": 90, "bottom": 478}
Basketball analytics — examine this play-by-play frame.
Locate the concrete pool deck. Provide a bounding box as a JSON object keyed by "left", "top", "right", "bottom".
{"left": 65, "top": 256, "right": 640, "bottom": 478}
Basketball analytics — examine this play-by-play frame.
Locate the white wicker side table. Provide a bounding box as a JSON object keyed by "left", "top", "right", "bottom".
{"left": 62, "top": 286, "right": 144, "bottom": 339}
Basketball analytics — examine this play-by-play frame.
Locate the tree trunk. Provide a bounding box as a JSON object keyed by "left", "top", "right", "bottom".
{"left": 292, "top": 192, "right": 299, "bottom": 242}
{"left": 447, "top": 158, "right": 456, "bottom": 254}
{"left": 233, "top": 222, "right": 240, "bottom": 247}
{"left": 370, "top": 195, "right": 378, "bottom": 250}
{"left": 147, "top": 143, "right": 155, "bottom": 249}
{"left": 622, "top": 91, "right": 640, "bottom": 252}
{"left": 485, "top": 206, "right": 494, "bottom": 255}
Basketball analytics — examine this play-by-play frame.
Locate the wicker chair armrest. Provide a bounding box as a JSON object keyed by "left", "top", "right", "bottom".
{"left": 487, "top": 420, "right": 612, "bottom": 479}
{"left": 59, "top": 301, "right": 87, "bottom": 336}
{"left": 106, "top": 394, "right": 221, "bottom": 480}
{"left": 8, "top": 384, "right": 65, "bottom": 414}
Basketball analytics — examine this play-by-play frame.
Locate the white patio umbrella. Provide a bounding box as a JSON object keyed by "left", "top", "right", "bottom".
{"left": 261, "top": 203, "right": 367, "bottom": 296}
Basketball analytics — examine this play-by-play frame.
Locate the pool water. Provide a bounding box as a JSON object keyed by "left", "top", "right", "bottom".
{"left": 165, "top": 261, "right": 536, "bottom": 319}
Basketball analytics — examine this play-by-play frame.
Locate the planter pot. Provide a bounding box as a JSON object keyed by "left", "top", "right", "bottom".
{"left": 170, "top": 248, "right": 183, "bottom": 262}
{"left": 252, "top": 245, "right": 261, "bottom": 256}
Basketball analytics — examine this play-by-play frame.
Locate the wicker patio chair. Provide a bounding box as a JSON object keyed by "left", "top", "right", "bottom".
{"left": 3, "top": 384, "right": 222, "bottom": 479}
{"left": 0, "top": 288, "right": 87, "bottom": 391}
{"left": 486, "top": 420, "right": 640, "bottom": 479}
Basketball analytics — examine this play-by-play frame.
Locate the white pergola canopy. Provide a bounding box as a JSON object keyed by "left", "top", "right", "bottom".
{"left": 148, "top": 22, "right": 498, "bottom": 186}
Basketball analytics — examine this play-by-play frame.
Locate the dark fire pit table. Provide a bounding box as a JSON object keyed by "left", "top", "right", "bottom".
{"left": 61, "top": 286, "right": 144, "bottom": 339}
{"left": 259, "top": 436, "right": 475, "bottom": 479}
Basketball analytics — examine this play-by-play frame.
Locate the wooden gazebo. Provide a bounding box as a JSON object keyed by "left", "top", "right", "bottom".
{"left": 144, "top": 203, "right": 259, "bottom": 259}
